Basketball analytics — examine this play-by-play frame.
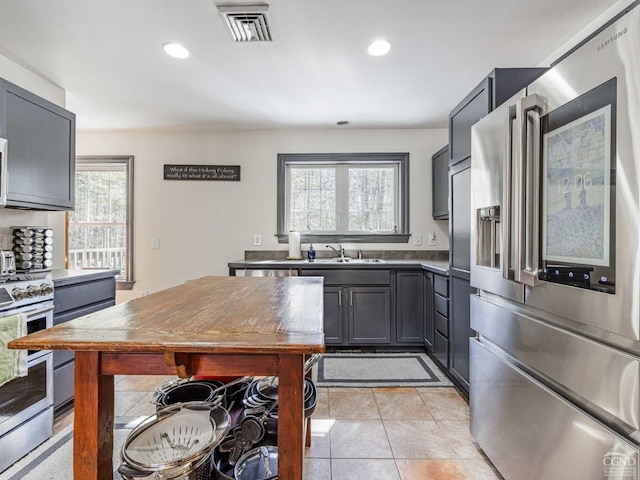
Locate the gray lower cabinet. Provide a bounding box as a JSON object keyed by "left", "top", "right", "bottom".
{"left": 323, "top": 286, "right": 344, "bottom": 345}
{"left": 301, "top": 269, "right": 397, "bottom": 346}
{"left": 300, "top": 268, "right": 433, "bottom": 347}
{"left": 432, "top": 274, "right": 450, "bottom": 369}
{"left": 396, "top": 271, "right": 424, "bottom": 344}
{"left": 423, "top": 271, "right": 434, "bottom": 351}
{"left": 348, "top": 287, "right": 391, "bottom": 344}
{"left": 449, "top": 275, "right": 476, "bottom": 392}
{"left": 52, "top": 272, "right": 116, "bottom": 412}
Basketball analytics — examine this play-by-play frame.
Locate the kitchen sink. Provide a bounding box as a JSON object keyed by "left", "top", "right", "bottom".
{"left": 314, "top": 258, "right": 386, "bottom": 263}
{"left": 248, "top": 258, "right": 386, "bottom": 264}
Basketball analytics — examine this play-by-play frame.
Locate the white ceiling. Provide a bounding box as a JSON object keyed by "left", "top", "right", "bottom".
{"left": 0, "top": 0, "right": 619, "bottom": 131}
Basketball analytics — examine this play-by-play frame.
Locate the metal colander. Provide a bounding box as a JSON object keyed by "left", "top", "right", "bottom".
{"left": 120, "top": 402, "right": 229, "bottom": 479}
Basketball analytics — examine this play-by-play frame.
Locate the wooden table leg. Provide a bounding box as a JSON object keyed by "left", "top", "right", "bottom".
{"left": 74, "top": 351, "right": 114, "bottom": 480}
{"left": 305, "top": 417, "right": 312, "bottom": 447}
{"left": 278, "top": 354, "right": 305, "bottom": 480}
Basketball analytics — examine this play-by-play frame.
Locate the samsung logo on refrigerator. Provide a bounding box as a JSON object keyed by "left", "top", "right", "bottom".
{"left": 597, "top": 27, "right": 628, "bottom": 52}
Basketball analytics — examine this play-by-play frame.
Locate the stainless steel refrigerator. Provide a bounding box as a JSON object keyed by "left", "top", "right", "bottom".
{"left": 470, "top": 4, "right": 640, "bottom": 479}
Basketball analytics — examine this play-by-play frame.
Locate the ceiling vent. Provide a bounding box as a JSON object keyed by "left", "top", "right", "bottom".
{"left": 217, "top": 4, "right": 273, "bottom": 42}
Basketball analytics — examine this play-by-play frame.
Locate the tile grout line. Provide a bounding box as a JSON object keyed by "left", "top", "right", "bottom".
{"left": 373, "top": 387, "right": 405, "bottom": 479}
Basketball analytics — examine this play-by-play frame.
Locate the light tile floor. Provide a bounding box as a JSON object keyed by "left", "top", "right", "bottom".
{"left": 53, "top": 375, "right": 503, "bottom": 480}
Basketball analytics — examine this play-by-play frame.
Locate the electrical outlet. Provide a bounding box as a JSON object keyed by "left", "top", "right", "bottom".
{"left": 428, "top": 232, "right": 437, "bottom": 246}
{"left": 414, "top": 233, "right": 422, "bottom": 246}
{"left": 0, "top": 228, "right": 11, "bottom": 249}
{"left": 253, "top": 234, "right": 262, "bottom": 246}
{"left": 151, "top": 237, "right": 160, "bottom": 249}
{"left": 140, "top": 291, "right": 149, "bottom": 297}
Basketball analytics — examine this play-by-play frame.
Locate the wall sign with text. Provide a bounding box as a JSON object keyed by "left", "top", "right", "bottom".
{"left": 164, "top": 164, "right": 241, "bottom": 181}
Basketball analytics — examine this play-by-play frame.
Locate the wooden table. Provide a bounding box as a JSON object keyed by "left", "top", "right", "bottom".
{"left": 9, "top": 276, "right": 325, "bottom": 480}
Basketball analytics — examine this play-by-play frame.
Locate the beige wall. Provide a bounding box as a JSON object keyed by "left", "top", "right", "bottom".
{"left": 76, "top": 128, "right": 448, "bottom": 302}
{"left": 0, "top": 54, "right": 67, "bottom": 269}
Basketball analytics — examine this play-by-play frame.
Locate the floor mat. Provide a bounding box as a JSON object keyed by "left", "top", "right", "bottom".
{"left": 313, "top": 352, "right": 453, "bottom": 387}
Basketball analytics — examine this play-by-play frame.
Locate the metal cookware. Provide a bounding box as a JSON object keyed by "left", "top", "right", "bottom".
{"left": 219, "top": 400, "right": 278, "bottom": 465}
{"left": 152, "top": 379, "right": 225, "bottom": 409}
{"left": 234, "top": 446, "right": 278, "bottom": 480}
{"left": 119, "top": 402, "right": 230, "bottom": 480}
{"left": 153, "top": 376, "right": 253, "bottom": 411}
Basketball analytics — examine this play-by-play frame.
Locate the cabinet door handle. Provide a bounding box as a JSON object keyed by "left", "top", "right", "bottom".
{"left": 338, "top": 290, "right": 342, "bottom": 306}
{"left": 0, "top": 138, "right": 7, "bottom": 207}
{"left": 350, "top": 290, "right": 353, "bottom": 306}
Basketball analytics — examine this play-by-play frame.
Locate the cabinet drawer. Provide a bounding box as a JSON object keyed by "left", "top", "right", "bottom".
{"left": 434, "top": 331, "right": 449, "bottom": 368}
{"left": 54, "top": 299, "right": 115, "bottom": 325}
{"left": 53, "top": 277, "right": 115, "bottom": 314}
{"left": 435, "top": 311, "right": 449, "bottom": 337}
{"left": 54, "top": 360, "right": 75, "bottom": 409}
{"left": 300, "top": 269, "right": 389, "bottom": 286}
{"left": 434, "top": 293, "right": 449, "bottom": 317}
{"left": 470, "top": 339, "right": 640, "bottom": 480}
{"left": 434, "top": 276, "right": 448, "bottom": 296}
{"left": 53, "top": 349, "right": 74, "bottom": 368}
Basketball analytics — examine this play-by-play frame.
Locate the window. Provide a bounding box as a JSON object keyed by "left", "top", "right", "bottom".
{"left": 277, "top": 153, "right": 409, "bottom": 243}
{"left": 67, "top": 156, "right": 134, "bottom": 288}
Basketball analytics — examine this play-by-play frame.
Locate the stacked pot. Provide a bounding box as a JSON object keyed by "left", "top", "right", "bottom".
{"left": 118, "top": 363, "right": 321, "bottom": 480}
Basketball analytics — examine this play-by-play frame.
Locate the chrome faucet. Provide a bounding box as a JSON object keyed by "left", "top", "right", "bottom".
{"left": 326, "top": 244, "right": 345, "bottom": 259}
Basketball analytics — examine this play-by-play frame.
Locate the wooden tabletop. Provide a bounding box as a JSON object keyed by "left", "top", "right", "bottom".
{"left": 9, "top": 276, "right": 325, "bottom": 355}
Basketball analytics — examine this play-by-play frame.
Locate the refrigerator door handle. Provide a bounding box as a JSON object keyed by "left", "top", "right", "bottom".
{"left": 503, "top": 104, "right": 516, "bottom": 281}
{"left": 513, "top": 93, "right": 546, "bottom": 286}
{"left": 0, "top": 138, "right": 7, "bottom": 208}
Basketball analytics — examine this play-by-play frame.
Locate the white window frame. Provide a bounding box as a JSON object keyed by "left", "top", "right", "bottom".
{"left": 277, "top": 153, "right": 410, "bottom": 243}
{"left": 67, "top": 155, "right": 134, "bottom": 289}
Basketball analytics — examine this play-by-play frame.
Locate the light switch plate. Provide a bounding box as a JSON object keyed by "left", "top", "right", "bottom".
{"left": 414, "top": 234, "right": 422, "bottom": 246}
{"left": 151, "top": 237, "right": 160, "bottom": 249}
{"left": 428, "top": 232, "right": 437, "bottom": 246}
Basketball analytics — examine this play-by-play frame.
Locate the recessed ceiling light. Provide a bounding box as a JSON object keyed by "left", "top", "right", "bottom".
{"left": 336, "top": 121, "right": 350, "bottom": 126}
{"left": 162, "top": 42, "right": 190, "bottom": 59}
{"left": 367, "top": 39, "right": 392, "bottom": 56}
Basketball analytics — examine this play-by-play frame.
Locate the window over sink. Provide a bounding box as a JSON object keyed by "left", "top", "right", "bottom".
{"left": 66, "top": 156, "right": 134, "bottom": 289}
{"left": 277, "top": 153, "right": 410, "bottom": 243}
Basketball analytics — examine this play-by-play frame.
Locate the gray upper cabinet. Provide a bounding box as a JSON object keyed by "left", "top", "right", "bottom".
{"left": 449, "top": 79, "right": 491, "bottom": 167}
{"left": 431, "top": 145, "right": 449, "bottom": 220}
{"left": 448, "top": 68, "right": 547, "bottom": 167}
{"left": 0, "top": 78, "right": 75, "bottom": 210}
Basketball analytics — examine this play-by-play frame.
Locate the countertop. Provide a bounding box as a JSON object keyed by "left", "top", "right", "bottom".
{"left": 228, "top": 258, "right": 449, "bottom": 275}
{"left": 10, "top": 276, "right": 325, "bottom": 354}
{"left": 51, "top": 268, "right": 120, "bottom": 286}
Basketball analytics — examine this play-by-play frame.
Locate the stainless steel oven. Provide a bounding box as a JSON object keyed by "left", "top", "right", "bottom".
{"left": 0, "top": 274, "right": 54, "bottom": 473}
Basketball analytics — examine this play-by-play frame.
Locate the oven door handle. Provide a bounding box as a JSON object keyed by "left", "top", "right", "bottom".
{"left": 25, "top": 305, "right": 54, "bottom": 319}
